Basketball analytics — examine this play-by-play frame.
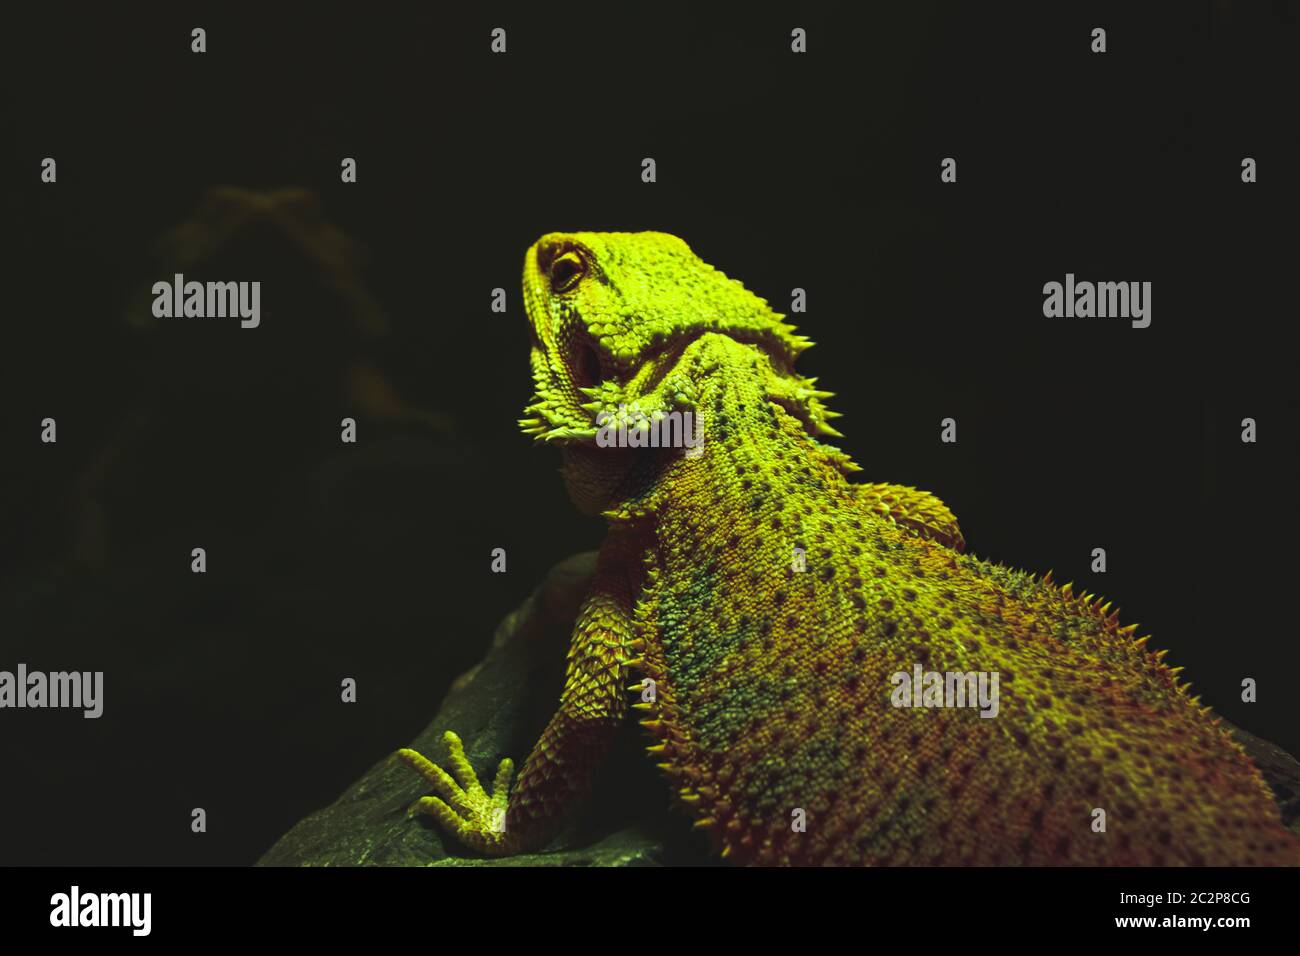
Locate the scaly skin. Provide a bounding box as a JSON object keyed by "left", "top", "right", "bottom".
{"left": 398, "top": 231, "right": 1300, "bottom": 865}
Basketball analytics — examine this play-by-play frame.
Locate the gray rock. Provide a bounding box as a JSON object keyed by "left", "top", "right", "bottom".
{"left": 1227, "top": 722, "right": 1300, "bottom": 838}
{"left": 259, "top": 552, "right": 1300, "bottom": 865}
{"left": 258, "top": 552, "right": 704, "bottom": 867}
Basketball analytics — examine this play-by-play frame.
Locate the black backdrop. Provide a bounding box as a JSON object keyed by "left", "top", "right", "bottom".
{"left": 1, "top": 2, "right": 1295, "bottom": 865}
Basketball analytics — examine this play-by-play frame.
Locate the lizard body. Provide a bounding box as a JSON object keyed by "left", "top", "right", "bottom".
{"left": 399, "top": 231, "right": 1299, "bottom": 865}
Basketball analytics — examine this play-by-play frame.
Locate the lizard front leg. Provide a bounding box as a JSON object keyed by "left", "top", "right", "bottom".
{"left": 397, "top": 542, "right": 641, "bottom": 856}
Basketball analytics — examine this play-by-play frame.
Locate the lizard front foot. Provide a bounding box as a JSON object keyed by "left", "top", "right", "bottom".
{"left": 397, "top": 731, "right": 517, "bottom": 855}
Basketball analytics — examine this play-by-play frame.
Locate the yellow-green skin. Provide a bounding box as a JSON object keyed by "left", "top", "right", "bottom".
{"left": 399, "top": 232, "right": 1299, "bottom": 865}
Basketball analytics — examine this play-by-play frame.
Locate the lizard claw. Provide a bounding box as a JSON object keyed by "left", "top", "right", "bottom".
{"left": 397, "top": 731, "right": 516, "bottom": 854}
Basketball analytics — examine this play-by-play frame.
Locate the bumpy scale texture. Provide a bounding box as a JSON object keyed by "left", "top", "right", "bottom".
{"left": 398, "top": 232, "right": 1300, "bottom": 866}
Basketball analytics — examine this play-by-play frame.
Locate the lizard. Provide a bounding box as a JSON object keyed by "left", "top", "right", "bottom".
{"left": 397, "top": 231, "right": 1300, "bottom": 865}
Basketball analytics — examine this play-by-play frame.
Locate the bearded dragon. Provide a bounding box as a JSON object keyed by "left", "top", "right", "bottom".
{"left": 397, "top": 231, "right": 1299, "bottom": 865}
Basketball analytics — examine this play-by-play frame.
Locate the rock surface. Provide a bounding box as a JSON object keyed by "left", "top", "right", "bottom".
{"left": 259, "top": 552, "right": 1300, "bottom": 866}
{"left": 258, "top": 552, "right": 707, "bottom": 866}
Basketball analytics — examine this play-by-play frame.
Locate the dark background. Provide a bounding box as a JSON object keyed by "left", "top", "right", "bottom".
{"left": 0, "top": 2, "right": 1295, "bottom": 865}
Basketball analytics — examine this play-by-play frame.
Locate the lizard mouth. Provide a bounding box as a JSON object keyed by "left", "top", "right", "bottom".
{"left": 569, "top": 340, "right": 604, "bottom": 393}
{"left": 522, "top": 332, "right": 701, "bottom": 447}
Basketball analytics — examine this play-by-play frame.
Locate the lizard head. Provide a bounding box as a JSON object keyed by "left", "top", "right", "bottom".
{"left": 519, "top": 231, "right": 829, "bottom": 437}
{"left": 519, "top": 231, "right": 844, "bottom": 511}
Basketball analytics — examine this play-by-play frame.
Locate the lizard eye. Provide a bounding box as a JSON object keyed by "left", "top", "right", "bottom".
{"left": 550, "top": 251, "right": 586, "bottom": 293}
